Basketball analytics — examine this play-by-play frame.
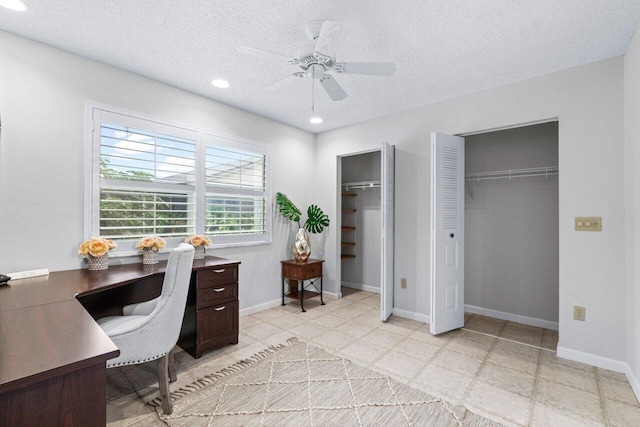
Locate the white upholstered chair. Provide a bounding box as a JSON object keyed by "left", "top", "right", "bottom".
{"left": 97, "top": 243, "right": 195, "bottom": 414}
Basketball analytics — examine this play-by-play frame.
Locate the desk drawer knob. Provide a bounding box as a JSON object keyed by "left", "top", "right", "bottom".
{"left": 214, "top": 306, "right": 226, "bottom": 311}
{"left": 213, "top": 287, "right": 225, "bottom": 292}
{"left": 213, "top": 269, "right": 225, "bottom": 273}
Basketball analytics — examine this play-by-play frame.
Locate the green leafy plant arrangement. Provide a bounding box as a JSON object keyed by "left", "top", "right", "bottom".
{"left": 276, "top": 192, "right": 330, "bottom": 233}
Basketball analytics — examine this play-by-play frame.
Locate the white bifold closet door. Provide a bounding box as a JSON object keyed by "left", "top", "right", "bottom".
{"left": 381, "top": 142, "right": 395, "bottom": 321}
{"left": 430, "top": 132, "right": 465, "bottom": 334}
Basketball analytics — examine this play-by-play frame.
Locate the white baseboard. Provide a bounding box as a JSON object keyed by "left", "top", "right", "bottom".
{"left": 342, "top": 282, "right": 381, "bottom": 294}
{"left": 465, "top": 304, "right": 558, "bottom": 331}
{"left": 323, "top": 291, "right": 340, "bottom": 300}
{"left": 392, "top": 307, "right": 430, "bottom": 324}
{"left": 240, "top": 291, "right": 340, "bottom": 317}
{"left": 556, "top": 345, "right": 629, "bottom": 373}
{"left": 240, "top": 299, "right": 282, "bottom": 317}
{"left": 626, "top": 367, "right": 640, "bottom": 405}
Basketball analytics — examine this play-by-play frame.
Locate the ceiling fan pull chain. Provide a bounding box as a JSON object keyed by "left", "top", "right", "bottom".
{"left": 311, "top": 76, "right": 315, "bottom": 112}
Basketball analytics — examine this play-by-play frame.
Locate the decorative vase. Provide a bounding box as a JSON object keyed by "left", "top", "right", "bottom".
{"left": 293, "top": 228, "right": 311, "bottom": 262}
{"left": 87, "top": 254, "right": 109, "bottom": 271}
{"left": 141, "top": 248, "right": 159, "bottom": 265}
{"left": 194, "top": 245, "right": 205, "bottom": 259}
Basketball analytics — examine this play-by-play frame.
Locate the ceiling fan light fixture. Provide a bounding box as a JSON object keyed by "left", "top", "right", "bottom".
{"left": 211, "top": 78, "right": 230, "bottom": 89}
{"left": 310, "top": 117, "right": 323, "bottom": 124}
{"left": 0, "top": 0, "right": 28, "bottom": 11}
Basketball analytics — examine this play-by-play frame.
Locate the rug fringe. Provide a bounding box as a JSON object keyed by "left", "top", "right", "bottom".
{"left": 148, "top": 337, "right": 299, "bottom": 408}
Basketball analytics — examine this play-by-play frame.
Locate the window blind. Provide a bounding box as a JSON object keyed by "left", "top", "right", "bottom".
{"left": 205, "top": 143, "right": 267, "bottom": 238}
{"left": 97, "top": 116, "right": 197, "bottom": 241}
{"left": 87, "top": 105, "right": 272, "bottom": 253}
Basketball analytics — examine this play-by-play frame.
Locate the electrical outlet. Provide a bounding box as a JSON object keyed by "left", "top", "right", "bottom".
{"left": 573, "top": 305, "right": 586, "bottom": 321}
{"left": 400, "top": 277, "right": 407, "bottom": 289}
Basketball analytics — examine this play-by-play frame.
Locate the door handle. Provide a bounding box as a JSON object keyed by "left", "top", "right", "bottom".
{"left": 450, "top": 233, "right": 455, "bottom": 238}
{"left": 214, "top": 306, "right": 226, "bottom": 311}
{"left": 213, "top": 287, "right": 225, "bottom": 292}
{"left": 213, "top": 269, "right": 225, "bottom": 273}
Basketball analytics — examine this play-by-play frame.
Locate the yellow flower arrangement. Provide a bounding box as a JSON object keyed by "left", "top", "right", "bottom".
{"left": 78, "top": 237, "right": 116, "bottom": 258}
{"left": 185, "top": 235, "right": 211, "bottom": 247}
{"left": 136, "top": 236, "right": 166, "bottom": 252}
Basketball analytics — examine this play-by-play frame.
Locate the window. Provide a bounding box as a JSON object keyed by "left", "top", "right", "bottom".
{"left": 86, "top": 105, "right": 271, "bottom": 255}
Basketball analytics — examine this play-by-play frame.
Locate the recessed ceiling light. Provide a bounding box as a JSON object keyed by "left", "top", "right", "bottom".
{"left": 0, "top": 0, "right": 27, "bottom": 11}
{"left": 211, "top": 79, "right": 230, "bottom": 89}
{"left": 310, "top": 117, "right": 323, "bottom": 124}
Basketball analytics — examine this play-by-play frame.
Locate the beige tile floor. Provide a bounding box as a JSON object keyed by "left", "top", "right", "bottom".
{"left": 106, "top": 288, "right": 640, "bottom": 426}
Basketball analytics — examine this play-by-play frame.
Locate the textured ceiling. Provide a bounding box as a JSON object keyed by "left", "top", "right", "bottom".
{"left": 1, "top": 1, "right": 639, "bottom": 133}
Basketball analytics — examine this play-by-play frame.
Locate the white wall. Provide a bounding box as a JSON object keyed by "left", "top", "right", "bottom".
{"left": 624, "top": 23, "right": 640, "bottom": 397}
{"left": 465, "top": 123, "right": 559, "bottom": 325}
{"left": 316, "top": 56, "right": 627, "bottom": 365}
{"left": 0, "top": 30, "right": 316, "bottom": 310}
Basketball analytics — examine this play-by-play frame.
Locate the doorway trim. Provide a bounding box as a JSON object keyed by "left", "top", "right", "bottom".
{"left": 430, "top": 118, "right": 560, "bottom": 335}
{"left": 336, "top": 147, "right": 394, "bottom": 321}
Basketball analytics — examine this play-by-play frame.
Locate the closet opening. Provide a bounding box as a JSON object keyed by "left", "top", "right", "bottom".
{"left": 463, "top": 121, "right": 559, "bottom": 348}
{"left": 336, "top": 144, "right": 395, "bottom": 321}
{"left": 340, "top": 151, "right": 382, "bottom": 296}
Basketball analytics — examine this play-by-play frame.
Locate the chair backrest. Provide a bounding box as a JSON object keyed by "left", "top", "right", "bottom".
{"left": 128, "top": 243, "right": 194, "bottom": 359}
{"left": 148, "top": 243, "right": 195, "bottom": 349}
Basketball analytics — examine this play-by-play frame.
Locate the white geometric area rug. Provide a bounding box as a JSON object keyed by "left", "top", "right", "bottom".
{"left": 149, "top": 338, "right": 502, "bottom": 426}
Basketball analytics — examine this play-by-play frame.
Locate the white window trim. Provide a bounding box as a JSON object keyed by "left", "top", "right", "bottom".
{"left": 84, "top": 101, "right": 272, "bottom": 257}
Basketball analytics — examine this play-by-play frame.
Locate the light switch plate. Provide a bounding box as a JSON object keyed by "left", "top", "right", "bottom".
{"left": 575, "top": 217, "right": 602, "bottom": 231}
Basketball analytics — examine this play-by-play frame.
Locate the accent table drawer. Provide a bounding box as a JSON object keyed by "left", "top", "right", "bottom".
{"left": 196, "top": 265, "right": 238, "bottom": 289}
{"left": 282, "top": 261, "right": 322, "bottom": 281}
{"left": 197, "top": 283, "right": 237, "bottom": 309}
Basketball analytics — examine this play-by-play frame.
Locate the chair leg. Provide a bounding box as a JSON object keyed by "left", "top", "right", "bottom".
{"left": 158, "top": 354, "right": 172, "bottom": 415}
{"left": 168, "top": 348, "right": 177, "bottom": 383}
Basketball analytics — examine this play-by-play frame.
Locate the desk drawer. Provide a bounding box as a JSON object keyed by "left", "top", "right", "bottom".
{"left": 196, "top": 265, "right": 238, "bottom": 289}
{"left": 197, "top": 283, "right": 237, "bottom": 309}
{"left": 197, "top": 301, "right": 238, "bottom": 347}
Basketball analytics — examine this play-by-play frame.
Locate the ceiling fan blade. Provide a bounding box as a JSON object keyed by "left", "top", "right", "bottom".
{"left": 319, "top": 75, "right": 348, "bottom": 101}
{"left": 237, "top": 46, "right": 294, "bottom": 64}
{"left": 335, "top": 62, "right": 397, "bottom": 76}
{"left": 264, "top": 73, "right": 300, "bottom": 91}
{"left": 314, "top": 21, "right": 346, "bottom": 63}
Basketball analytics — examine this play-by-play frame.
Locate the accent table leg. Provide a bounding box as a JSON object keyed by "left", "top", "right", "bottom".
{"left": 300, "top": 280, "right": 306, "bottom": 312}
{"left": 320, "top": 276, "right": 325, "bottom": 305}
{"left": 281, "top": 277, "right": 285, "bottom": 306}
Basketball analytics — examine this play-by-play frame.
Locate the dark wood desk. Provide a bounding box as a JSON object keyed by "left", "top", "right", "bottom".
{"left": 0, "top": 256, "right": 239, "bottom": 426}
{"left": 281, "top": 259, "right": 324, "bottom": 312}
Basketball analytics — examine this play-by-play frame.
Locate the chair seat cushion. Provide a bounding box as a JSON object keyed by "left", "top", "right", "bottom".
{"left": 97, "top": 315, "right": 148, "bottom": 336}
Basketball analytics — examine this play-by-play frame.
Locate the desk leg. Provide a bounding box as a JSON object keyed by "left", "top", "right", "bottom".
{"left": 300, "top": 280, "right": 306, "bottom": 313}
{"left": 320, "top": 276, "right": 325, "bottom": 305}
{"left": 281, "top": 277, "right": 285, "bottom": 306}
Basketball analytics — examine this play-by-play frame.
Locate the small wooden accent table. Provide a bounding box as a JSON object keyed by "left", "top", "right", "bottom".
{"left": 281, "top": 259, "right": 324, "bottom": 312}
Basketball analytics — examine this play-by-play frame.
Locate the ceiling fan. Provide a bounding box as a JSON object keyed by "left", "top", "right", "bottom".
{"left": 238, "top": 21, "right": 396, "bottom": 103}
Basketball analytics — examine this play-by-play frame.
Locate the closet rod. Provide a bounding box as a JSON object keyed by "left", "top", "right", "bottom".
{"left": 343, "top": 180, "right": 381, "bottom": 191}
{"left": 465, "top": 166, "right": 558, "bottom": 182}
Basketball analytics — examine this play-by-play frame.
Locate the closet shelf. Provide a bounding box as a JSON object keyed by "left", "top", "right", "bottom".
{"left": 465, "top": 166, "right": 558, "bottom": 182}
{"left": 342, "top": 192, "right": 357, "bottom": 197}
{"left": 341, "top": 242, "right": 356, "bottom": 247}
{"left": 341, "top": 254, "right": 356, "bottom": 259}
{"left": 341, "top": 226, "right": 356, "bottom": 231}
{"left": 343, "top": 180, "right": 381, "bottom": 191}
{"left": 342, "top": 209, "right": 357, "bottom": 213}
